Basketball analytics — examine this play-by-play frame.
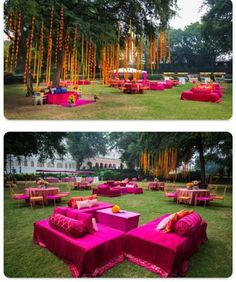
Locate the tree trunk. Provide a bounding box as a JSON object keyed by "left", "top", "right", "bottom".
{"left": 26, "top": 72, "right": 34, "bottom": 97}
{"left": 52, "top": 51, "right": 63, "bottom": 87}
{"left": 196, "top": 133, "right": 206, "bottom": 188}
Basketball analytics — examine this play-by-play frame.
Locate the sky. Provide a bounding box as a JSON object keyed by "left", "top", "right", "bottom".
{"left": 169, "top": 0, "right": 207, "bottom": 30}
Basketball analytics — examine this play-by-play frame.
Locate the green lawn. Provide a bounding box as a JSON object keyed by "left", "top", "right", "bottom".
{"left": 4, "top": 82, "right": 232, "bottom": 120}
{"left": 4, "top": 182, "right": 232, "bottom": 278}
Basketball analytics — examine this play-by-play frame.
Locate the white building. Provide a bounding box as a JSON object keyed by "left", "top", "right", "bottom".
{"left": 5, "top": 151, "right": 126, "bottom": 174}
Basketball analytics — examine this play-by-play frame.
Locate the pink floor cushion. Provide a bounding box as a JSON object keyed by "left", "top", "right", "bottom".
{"left": 174, "top": 212, "right": 202, "bottom": 236}
{"left": 49, "top": 213, "right": 87, "bottom": 238}
{"left": 34, "top": 220, "right": 125, "bottom": 277}
{"left": 125, "top": 214, "right": 207, "bottom": 277}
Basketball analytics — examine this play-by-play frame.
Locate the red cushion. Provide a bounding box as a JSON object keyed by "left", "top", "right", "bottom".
{"left": 174, "top": 212, "right": 202, "bottom": 236}
{"left": 49, "top": 213, "right": 86, "bottom": 238}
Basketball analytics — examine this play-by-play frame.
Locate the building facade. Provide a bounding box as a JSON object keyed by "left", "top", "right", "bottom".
{"left": 5, "top": 151, "right": 125, "bottom": 174}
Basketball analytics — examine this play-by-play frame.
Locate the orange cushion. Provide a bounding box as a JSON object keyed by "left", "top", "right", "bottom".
{"left": 164, "top": 213, "right": 178, "bottom": 233}
{"left": 88, "top": 194, "right": 97, "bottom": 200}
{"left": 164, "top": 210, "right": 193, "bottom": 233}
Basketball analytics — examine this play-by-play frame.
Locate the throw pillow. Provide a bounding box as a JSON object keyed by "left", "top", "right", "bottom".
{"left": 77, "top": 212, "right": 93, "bottom": 233}
{"left": 53, "top": 207, "right": 67, "bottom": 216}
{"left": 156, "top": 214, "right": 173, "bottom": 230}
{"left": 76, "top": 200, "right": 90, "bottom": 209}
{"left": 88, "top": 199, "right": 98, "bottom": 207}
{"left": 66, "top": 209, "right": 79, "bottom": 219}
{"left": 92, "top": 218, "right": 98, "bottom": 232}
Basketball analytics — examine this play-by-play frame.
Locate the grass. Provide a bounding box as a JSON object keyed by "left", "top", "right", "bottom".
{"left": 4, "top": 82, "right": 232, "bottom": 120}
{"left": 4, "top": 182, "right": 232, "bottom": 278}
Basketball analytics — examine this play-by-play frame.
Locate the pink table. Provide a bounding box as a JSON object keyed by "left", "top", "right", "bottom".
{"left": 176, "top": 189, "right": 210, "bottom": 205}
{"left": 24, "top": 187, "right": 60, "bottom": 202}
{"left": 96, "top": 208, "right": 140, "bottom": 232}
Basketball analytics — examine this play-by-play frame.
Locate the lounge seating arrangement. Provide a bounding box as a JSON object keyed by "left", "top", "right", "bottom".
{"left": 181, "top": 83, "right": 223, "bottom": 103}
{"left": 125, "top": 212, "right": 207, "bottom": 277}
{"left": 126, "top": 183, "right": 143, "bottom": 194}
{"left": 34, "top": 209, "right": 125, "bottom": 277}
{"left": 93, "top": 183, "right": 121, "bottom": 197}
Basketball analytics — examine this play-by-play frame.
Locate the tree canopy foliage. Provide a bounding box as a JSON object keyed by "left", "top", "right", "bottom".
{"left": 201, "top": 0, "right": 232, "bottom": 55}
{"left": 4, "top": 132, "right": 67, "bottom": 162}
{"left": 110, "top": 132, "right": 232, "bottom": 186}
{"left": 4, "top": 0, "right": 177, "bottom": 44}
{"left": 67, "top": 132, "right": 107, "bottom": 169}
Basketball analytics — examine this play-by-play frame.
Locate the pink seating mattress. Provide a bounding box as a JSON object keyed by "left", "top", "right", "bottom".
{"left": 34, "top": 220, "right": 125, "bottom": 277}
{"left": 125, "top": 214, "right": 207, "bottom": 277}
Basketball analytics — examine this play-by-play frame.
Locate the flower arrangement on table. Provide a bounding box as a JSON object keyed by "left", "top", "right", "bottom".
{"left": 68, "top": 94, "right": 75, "bottom": 106}
{"left": 37, "top": 179, "right": 49, "bottom": 188}
{"left": 186, "top": 182, "right": 194, "bottom": 189}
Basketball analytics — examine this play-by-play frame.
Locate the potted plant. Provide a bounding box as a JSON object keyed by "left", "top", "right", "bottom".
{"left": 68, "top": 94, "right": 75, "bottom": 107}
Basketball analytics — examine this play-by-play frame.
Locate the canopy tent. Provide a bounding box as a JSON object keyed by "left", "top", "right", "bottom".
{"left": 36, "top": 169, "right": 95, "bottom": 175}
{"left": 112, "top": 68, "right": 147, "bottom": 74}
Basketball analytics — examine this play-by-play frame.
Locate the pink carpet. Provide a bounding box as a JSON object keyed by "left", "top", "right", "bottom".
{"left": 61, "top": 100, "right": 95, "bottom": 107}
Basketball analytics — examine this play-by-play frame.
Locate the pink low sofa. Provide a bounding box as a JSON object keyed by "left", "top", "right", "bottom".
{"left": 93, "top": 184, "right": 121, "bottom": 197}
{"left": 125, "top": 213, "right": 207, "bottom": 277}
{"left": 34, "top": 209, "right": 125, "bottom": 277}
{"left": 126, "top": 183, "right": 143, "bottom": 194}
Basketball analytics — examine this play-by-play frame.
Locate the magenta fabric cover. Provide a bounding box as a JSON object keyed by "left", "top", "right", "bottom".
{"left": 34, "top": 220, "right": 125, "bottom": 277}
{"left": 125, "top": 214, "right": 207, "bottom": 277}
{"left": 49, "top": 213, "right": 86, "bottom": 238}
{"left": 174, "top": 212, "right": 202, "bottom": 236}
{"left": 47, "top": 92, "right": 78, "bottom": 105}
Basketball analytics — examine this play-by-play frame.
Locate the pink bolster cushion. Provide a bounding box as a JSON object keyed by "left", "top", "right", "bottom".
{"left": 174, "top": 212, "right": 202, "bottom": 236}
{"left": 49, "top": 213, "right": 86, "bottom": 238}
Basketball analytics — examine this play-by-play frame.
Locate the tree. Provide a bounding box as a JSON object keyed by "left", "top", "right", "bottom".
{"left": 201, "top": 0, "right": 232, "bottom": 55}
{"left": 110, "top": 132, "right": 232, "bottom": 187}
{"left": 4, "top": 0, "right": 177, "bottom": 86}
{"left": 4, "top": 132, "right": 67, "bottom": 170}
{"left": 109, "top": 132, "right": 141, "bottom": 169}
{"left": 67, "top": 132, "right": 107, "bottom": 169}
{"left": 170, "top": 23, "right": 218, "bottom": 71}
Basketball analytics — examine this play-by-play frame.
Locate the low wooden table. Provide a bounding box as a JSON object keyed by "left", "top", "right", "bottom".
{"left": 96, "top": 208, "right": 140, "bottom": 232}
